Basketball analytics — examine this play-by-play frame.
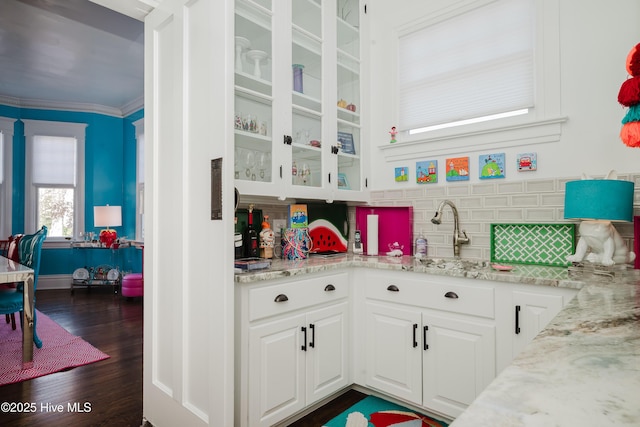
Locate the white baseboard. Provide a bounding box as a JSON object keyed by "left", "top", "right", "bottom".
{"left": 38, "top": 275, "right": 72, "bottom": 290}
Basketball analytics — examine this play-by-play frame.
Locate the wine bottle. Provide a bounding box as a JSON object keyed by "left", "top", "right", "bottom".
{"left": 244, "top": 204, "right": 259, "bottom": 258}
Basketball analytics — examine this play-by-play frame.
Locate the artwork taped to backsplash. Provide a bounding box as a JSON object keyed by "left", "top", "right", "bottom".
{"left": 490, "top": 223, "right": 576, "bottom": 267}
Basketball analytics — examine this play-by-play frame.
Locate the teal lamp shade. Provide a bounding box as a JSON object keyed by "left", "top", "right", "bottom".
{"left": 564, "top": 180, "right": 634, "bottom": 221}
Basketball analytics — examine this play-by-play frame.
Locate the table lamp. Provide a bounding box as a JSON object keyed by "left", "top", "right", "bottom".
{"left": 94, "top": 205, "right": 122, "bottom": 248}
{"left": 564, "top": 174, "right": 635, "bottom": 266}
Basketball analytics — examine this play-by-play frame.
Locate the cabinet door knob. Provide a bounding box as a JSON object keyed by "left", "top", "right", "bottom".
{"left": 274, "top": 294, "right": 289, "bottom": 303}
{"left": 284, "top": 135, "right": 292, "bottom": 145}
{"left": 387, "top": 284, "right": 399, "bottom": 292}
{"left": 444, "top": 291, "right": 459, "bottom": 299}
{"left": 324, "top": 284, "right": 336, "bottom": 292}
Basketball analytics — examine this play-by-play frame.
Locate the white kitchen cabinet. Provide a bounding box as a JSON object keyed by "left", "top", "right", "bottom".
{"left": 234, "top": 0, "right": 368, "bottom": 202}
{"left": 362, "top": 271, "right": 496, "bottom": 419}
{"left": 421, "top": 312, "right": 495, "bottom": 417}
{"left": 494, "top": 283, "right": 578, "bottom": 372}
{"left": 236, "top": 272, "right": 350, "bottom": 427}
{"left": 365, "top": 301, "right": 422, "bottom": 403}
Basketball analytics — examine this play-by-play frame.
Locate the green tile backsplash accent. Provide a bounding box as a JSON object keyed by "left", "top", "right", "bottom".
{"left": 490, "top": 223, "right": 576, "bottom": 267}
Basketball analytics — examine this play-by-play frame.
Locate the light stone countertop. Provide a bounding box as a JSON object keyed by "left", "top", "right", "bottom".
{"left": 234, "top": 255, "right": 640, "bottom": 426}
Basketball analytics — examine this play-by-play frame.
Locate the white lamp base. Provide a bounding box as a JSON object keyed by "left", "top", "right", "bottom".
{"left": 567, "top": 220, "right": 636, "bottom": 266}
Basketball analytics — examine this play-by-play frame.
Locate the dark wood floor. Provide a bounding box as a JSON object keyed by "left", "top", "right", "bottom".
{"left": 286, "top": 389, "right": 367, "bottom": 427}
{"left": 0, "top": 288, "right": 143, "bottom": 427}
{"left": 0, "top": 288, "right": 365, "bottom": 427}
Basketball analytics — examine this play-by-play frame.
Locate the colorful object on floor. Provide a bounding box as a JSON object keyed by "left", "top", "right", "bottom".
{"left": 618, "top": 42, "right": 640, "bottom": 147}
{"left": 0, "top": 310, "right": 109, "bottom": 386}
{"left": 122, "top": 273, "right": 143, "bottom": 297}
{"left": 324, "top": 395, "right": 448, "bottom": 427}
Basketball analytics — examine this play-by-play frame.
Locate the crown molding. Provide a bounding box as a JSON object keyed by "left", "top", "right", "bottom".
{"left": 0, "top": 95, "right": 144, "bottom": 118}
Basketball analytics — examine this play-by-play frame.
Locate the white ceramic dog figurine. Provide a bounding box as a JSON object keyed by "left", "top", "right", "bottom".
{"left": 566, "top": 171, "right": 636, "bottom": 266}
{"left": 567, "top": 220, "right": 636, "bottom": 266}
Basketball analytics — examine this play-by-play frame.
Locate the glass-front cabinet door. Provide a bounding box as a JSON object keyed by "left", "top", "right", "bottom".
{"left": 234, "top": 0, "right": 277, "bottom": 196}
{"left": 290, "top": 0, "right": 324, "bottom": 193}
{"left": 336, "top": 0, "right": 362, "bottom": 196}
{"left": 234, "top": 0, "right": 366, "bottom": 201}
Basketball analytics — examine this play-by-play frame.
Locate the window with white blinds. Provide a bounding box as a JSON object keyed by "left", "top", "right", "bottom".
{"left": 23, "top": 119, "right": 86, "bottom": 239}
{"left": 32, "top": 135, "right": 77, "bottom": 185}
{"left": 398, "top": 0, "right": 535, "bottom": 133}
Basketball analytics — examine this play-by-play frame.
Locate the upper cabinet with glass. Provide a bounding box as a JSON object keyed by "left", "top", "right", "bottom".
{"left": 234, "top": 1, "right": 275, "bottom": 194}
{"left": 336, "top": 0, "right": 363, "bottom": 196}
{"left": 234, "top": 0, "right": 368, "bottom": 201}
{"left": 291, "top": 0, "right": 323, "bottom": 192}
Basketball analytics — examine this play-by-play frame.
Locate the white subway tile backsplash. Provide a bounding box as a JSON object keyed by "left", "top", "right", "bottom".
{"left": 483, "top": 196, "right": 510, "bottom": 207}
{"left": 497, "top": 182, "right": 524, "bottom": 194}
{"left": 512, "top": 195, "right": 540, "bottom": 207}
{"left": 524, "top": 209, "right": 556, "bottom": 221}
{"left": 496, "top": 209, "right": 524, "bottom": 221}
{"left": 541, "top": 193, "right": 565, "bottom": 207}
{"left": 446, "top": 185, "right": 470, "bottom": 196}
{"left": 525, "top": 180, "right": 557, "bottom": 192}
{"left": 471, "top": 183, "right": 497, "bottom": 195}
{"left": 252, "top": 175, "right": 636, "bottom": 264}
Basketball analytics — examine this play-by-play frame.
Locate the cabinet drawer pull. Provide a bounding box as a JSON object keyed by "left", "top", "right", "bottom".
{"left": 324, "top": 284, "right": 336, "bottom": 292}
{"left": 423, "top": 325, "right": 429, "bottom": 350}
{"left": 413, "top": 323, "right": 418, "bottom": 348}
{"left": 444, "top": 291, "right": 459, "bottom": 299}
{"left": 515, "top": 305, "right": 521, "bottom": 334}
{"left": 387, "top": 284, "right": 399, "bottom": 292}
{"left": 309, "top": 323, "right": 315, "bottom": 348}
{"left": 301, "top": 326, "right": 307, "bottom": 351}
{"left": 274, "top": 294, "right": 289, "bottom": 303}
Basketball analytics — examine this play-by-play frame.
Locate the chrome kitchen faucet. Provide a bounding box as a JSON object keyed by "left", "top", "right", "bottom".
{"left": 431, "top": 200, "right": 470, "bottom": 257}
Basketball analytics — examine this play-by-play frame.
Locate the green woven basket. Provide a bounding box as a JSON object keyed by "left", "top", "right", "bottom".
{"left": 490, "top": 223, "right": 576, "bottom": 267}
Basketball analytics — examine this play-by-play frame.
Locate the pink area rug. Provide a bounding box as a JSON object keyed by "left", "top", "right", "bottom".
{"left": 0, "top": 310, "right": 109, "bottom": 386}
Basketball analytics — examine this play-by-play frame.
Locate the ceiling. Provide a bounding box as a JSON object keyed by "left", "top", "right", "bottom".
{"left": 0, "top": 0, "right": 145, "bottom": 114}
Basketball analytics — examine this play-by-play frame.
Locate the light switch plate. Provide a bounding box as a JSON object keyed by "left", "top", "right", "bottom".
{"left": 273, "top": 219, "right": 286, "bottom": 232}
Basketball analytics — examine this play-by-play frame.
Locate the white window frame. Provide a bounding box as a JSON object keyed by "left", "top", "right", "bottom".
{"left": 385, "top": 0, "right": 564, "bottom": 159}
{"left": 23, "top": 119, "right": 86, "bottom": 242}
{"left": 133, "top": 118, "right": 144, "bottom": 242}
{"left": 0, "top": 117, "right": 16, "bottom": 239}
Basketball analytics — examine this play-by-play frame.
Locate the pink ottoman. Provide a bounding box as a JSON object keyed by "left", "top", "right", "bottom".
{"left": 122, "top": 273, "right": 143, "bottom": 298}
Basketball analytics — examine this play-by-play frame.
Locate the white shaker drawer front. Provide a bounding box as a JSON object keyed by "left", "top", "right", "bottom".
{"left": 365, "top": 274, "right": 495, "bottom": 319}
{"left": 248, "top": 273, "right": 349, "bottom": 321}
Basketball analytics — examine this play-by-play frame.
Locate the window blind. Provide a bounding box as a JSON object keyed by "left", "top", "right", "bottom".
{"left": 32, "top": 135, "right": 77, "bottom": 185}
{"left": 398, "top": 0, "right": 534, "bottom": 132}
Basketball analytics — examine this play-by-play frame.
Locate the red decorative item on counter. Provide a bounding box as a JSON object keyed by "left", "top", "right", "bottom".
{"left": 99, "top": 229, "right": 117, "bottom": 248}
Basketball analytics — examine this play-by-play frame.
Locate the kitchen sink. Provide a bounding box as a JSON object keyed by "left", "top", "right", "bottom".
{"left": 417, "top": 258, "right": 490, "bottom": 271}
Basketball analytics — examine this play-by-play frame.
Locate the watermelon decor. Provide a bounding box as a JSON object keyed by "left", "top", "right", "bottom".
{"left": 307, "top": 202, "right": 349, "bottom": 253}
{"left": 309, "top": 219, "right": 348, "bottom": 253}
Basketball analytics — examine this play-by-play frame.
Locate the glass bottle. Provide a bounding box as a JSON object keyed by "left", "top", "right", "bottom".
{"left": 244, "top": 204, "right": 259, "bottom": 258}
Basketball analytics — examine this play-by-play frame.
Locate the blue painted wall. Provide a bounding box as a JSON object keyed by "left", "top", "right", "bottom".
{"left": 0, "top": 105, "right": 144, "bottom": 275}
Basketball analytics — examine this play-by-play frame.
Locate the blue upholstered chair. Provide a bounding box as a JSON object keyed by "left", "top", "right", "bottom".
{"left": 0, "top": 226, "right": 47, "bottom": 348}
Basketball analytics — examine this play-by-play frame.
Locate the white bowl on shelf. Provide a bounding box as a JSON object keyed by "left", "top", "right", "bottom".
{"left": 246, "top": 49, "right": 268, "bottom": 78}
